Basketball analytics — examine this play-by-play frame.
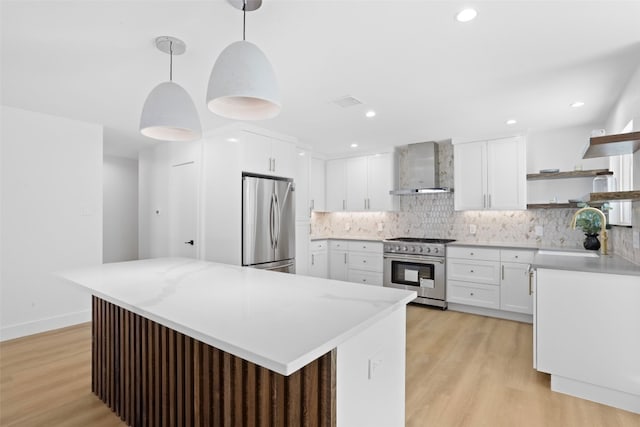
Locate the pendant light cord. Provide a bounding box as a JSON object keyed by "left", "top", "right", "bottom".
{"left": 169, "top": 41, "right": 173, "bottom": 81}
{"left": 243, "top": 0, "right": 247, "bottom": 41}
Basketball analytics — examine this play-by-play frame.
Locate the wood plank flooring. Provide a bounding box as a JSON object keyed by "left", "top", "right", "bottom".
{"left": 1, "top": 305, "right": 639, "bottom": 426}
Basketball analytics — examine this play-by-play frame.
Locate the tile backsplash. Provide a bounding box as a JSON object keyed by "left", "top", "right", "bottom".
{"left": 311, "top": 141, "right": 640, "bottom": 265}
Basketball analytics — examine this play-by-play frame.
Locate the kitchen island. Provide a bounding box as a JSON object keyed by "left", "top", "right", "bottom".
{"left": 58, "top": 257, "right": 416, "bottom": 426}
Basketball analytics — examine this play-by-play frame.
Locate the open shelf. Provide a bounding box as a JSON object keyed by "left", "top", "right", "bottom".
{"left": 582, "top": 131, "right": 640, "bottom": 159}
{"left": 526, "top": 169, "right": 612, "bottom": 181}
{"left": 589, "top": 190, "right": 640, "bottom": 202}
{"left": 527, "top": 201, "right": 605, "bottom": 210}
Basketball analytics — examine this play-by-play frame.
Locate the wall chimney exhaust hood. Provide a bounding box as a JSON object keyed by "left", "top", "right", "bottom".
{"left": 390, "top": 141, "right": 452, "bottom": 195}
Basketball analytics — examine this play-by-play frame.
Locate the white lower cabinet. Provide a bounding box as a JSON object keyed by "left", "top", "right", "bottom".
{"left": 322, "top": 240, "right": 383, "bottom": 285}
{"left": 309, "top": 240, "right": 328, "bottom": 278}
{"left": 447, "top": 246, "right": 534, "bottom": 315}
{"left": 329, "top": 240, "right": 348, "bottom": 281}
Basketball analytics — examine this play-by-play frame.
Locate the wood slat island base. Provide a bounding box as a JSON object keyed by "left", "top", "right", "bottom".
{"left": 92, "top": 296, "right": 336, "bottom": 427}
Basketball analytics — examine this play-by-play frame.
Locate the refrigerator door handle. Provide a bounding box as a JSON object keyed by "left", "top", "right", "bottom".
{"left": 269, "top": 193, "right": 276, "bottom": 249}
{"left": 273, "top": 192, "right": 281, "bottom": 249}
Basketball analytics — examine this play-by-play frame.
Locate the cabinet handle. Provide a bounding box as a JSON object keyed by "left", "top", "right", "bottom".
{"left": 362, "top": 279, "right": 367, "bottom": 282}
{"left": 309, "top": 224, "right": 312, "bottom": 235}
{"left": 364, "top": 199, "right": 367, "bottom": 210}
{"left": 501, "top": 264, "right": 505, "bottom": 280}
{"left": 344, "top": 253, "right": 347, "bottom": 264}
{"left": 273, "top": 158, "right": 276, "bottom": 171}
{"left": 483, "top": 194, "right": 487, "bottom": 209}
{"left": 528, "top": 269, "right": 533, "bottom": 295}
{"left": 363, "top": 260, "right": 367, "bottom": 263}
{"left": 311, "top": 254, "right": 315, "bottom": 265}
{"left": 311, "top": 199, "right": 314, "bottom": 210}
{"left": 342, "top": 200, "right": 346, "bottom": 210}
{"left": 488, "top": 194, "right": 492, "bottom": 208}
{"left": 470, "top": 269, "right": 474, "bottom": 273}
{"left": 470, "top": 292, "right": 474, "bottom": 296}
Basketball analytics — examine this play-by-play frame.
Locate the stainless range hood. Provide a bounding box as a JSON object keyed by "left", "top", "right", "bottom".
{"left": 390, "top": 141, "right": 452, "bottom": 195}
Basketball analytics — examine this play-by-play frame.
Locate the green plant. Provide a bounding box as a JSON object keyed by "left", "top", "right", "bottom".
{"left": 575, "top": 209, "right": 603, "bottom": 235}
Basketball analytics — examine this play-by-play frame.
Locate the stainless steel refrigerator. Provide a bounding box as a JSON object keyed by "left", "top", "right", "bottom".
{"left": 242, "top": 173, "right": 295, "bottom": 273}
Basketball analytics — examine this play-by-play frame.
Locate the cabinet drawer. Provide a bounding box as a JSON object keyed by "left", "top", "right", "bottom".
{"left": 447, "top": 281, "right": 500, "bottom": 309}
{"left": 500, "top": 249, "right": 534, "bottom": 263}
{"left": 310, "top": 240, "right": 327, "bottom": 251}
{"left": 329, "top": 240, "right": 348, "bottom": 250}
{"left": 447, "top": 246, "right": 500, "bottom": 261}
{"left": 447, "top": 259, "right": 500, "bottom": 285}
{"left": 348, "top": 253, "right": 383, "bottom": 272}
{"left": 348, "top": 270, "right": 383, "bottom": 286}
{"left": 347, "top": 241, "right": 382, "bottom": 254}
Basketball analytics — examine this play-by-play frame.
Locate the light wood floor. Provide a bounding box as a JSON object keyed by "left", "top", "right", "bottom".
{"left": 1, "top": 306, "right": 638, "bottom": 426}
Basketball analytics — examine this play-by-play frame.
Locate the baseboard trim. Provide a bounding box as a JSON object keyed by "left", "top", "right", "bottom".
{"left": 0, "top": 309, "right": 91, "bottom": 342}
{"left": 551, "top": 375, "right": 640, "bottom": 414}
{"left": 448, "top": 303, "right": 533, "bottom": 324}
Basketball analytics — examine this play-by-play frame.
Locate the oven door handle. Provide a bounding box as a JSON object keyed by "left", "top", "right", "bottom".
{"left": 383, "top": 254, "right": 445, "bottom": 264}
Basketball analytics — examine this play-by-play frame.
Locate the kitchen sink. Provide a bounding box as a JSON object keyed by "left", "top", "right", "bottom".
{"left": 537, "top": 250, "right": 599, "bottom": 258}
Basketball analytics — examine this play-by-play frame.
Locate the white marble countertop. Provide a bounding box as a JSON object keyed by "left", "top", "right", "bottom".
{"left": 532, "top": 252, "right": 640, "bottom": 277}
{"left": 310, "top": 236, "right": 384, "bottom": 242}
{"left": 57, "top": 258, "right": 416, "bottom": 375}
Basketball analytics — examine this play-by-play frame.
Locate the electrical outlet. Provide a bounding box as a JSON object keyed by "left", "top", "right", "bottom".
{"left": 633, "top": 231, "right": 640, "bottom": 249}
{"left": 368, "top": 356, "right": 383, "bottom": 380}
{"left": 345, "top": 223, "right": 351, "bottom": 231}
{"left": 535, "top": 226, "right": 544, "bottom": 237}
{"left": 469, "top": 224, "right": 477, "bottom": 235}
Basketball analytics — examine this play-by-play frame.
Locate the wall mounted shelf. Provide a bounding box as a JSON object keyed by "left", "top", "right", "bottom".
{"left": 589, "top": 190, "right": 640, "bottom": 202}
{"left": 527, "top": 201, "right": 605, "bottom": 210}
{"left": 582, "top": 131, "right": 640, "bottom": 159}
{"left": 526, "top": 169, "right": 612, "bottom": 181}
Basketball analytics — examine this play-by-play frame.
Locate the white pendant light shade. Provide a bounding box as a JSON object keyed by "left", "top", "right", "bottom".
{"left": 140, "top": 81, "right": 202, "bottom": 142}
{"left": 206, "top": 40, "right": 281, "bottom": 120}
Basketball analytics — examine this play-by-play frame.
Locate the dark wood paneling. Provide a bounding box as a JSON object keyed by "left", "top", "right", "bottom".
{"left": 92, "top": 296, "right": 336, "bottom": 427}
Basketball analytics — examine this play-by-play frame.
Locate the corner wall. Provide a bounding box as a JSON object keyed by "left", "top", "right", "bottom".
{"left": 0, "top": 106, "right": 103, "bottom": 340}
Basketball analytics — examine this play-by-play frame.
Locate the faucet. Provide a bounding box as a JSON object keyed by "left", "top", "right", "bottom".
{"left": 570, "top": 207, "right": 608, "bottom": 255}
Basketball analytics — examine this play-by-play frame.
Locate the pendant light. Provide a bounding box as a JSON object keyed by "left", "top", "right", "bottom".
{"left": 140, "top": 36, "right": 202, "bottom": 141}
{"left": 206, "top": 0, "right": 281, "bottom": 120}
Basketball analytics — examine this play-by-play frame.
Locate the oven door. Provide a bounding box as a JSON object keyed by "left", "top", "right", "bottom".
{"left": 383, "top": 254, "right": 445, "bottom": 301}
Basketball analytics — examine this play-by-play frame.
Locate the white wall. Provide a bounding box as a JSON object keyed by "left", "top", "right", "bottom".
{"left": 103, "top": 155, "right": 138, "bottom": 263}
{"left": 527, "top": 124, "right": 609, "bottom": 204}
{"left": 0, "top": 106, "right": 102, "bottom": 340}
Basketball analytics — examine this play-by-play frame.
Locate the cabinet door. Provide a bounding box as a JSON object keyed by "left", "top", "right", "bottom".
{"left": 346, "top": 156, "right": 368, "bottom": 211}
{"left": 271, "top": 139, "right": 295, "bottom": 178}
{"left": 500, "top": 262, "right": 533, "bottom": 314}
{"left": 487, "top": 137, "right": 526, "bottom": 210}
{"left": 326, "top": 159, "right": 347, "bottom": 211}
{"left": 294, "top": 150, "right": 310, "bottom": 220}
{"left": 241, "top": 132, "right": 272, "bottom": 175}
{"left": 367, "top": 153, "right": 395, "bottom": 211}
{"left": 454, "top": 142, "right": 487, "bottom": 210}
{"left": 309, "top": 157, "right": 326, "bottom": 212}
{"left": 309, "top": 250, "right": 328, "bottom": 278}
{"left": 329, "top": 250, "right": 349, "bottom": 281}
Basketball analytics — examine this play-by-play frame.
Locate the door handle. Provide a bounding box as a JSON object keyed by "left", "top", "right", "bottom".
{"left": 184, "top": 240, "right": 194, "bottom": 246}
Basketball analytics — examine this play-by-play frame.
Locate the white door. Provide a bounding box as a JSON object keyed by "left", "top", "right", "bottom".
{"left": 329, "top": 250, "right": 349, "bottom": 281}
{"left": 326, "top": 159, "right": 347, "bottom": 211}
{"left": 487, "top": 137, "right": 526, "bottom": 210}
{"left": 169, "top": 161, "right": 198, "bottom": 258}
{"left": 367, "top": 153, "right": 394, "bottom": 211}
{"left": 346, "top": 156, "right": 368, "bottom": 211}
{"left": 454, "top": 142, "right": 487, "bottom": 210}
{"left": 500, "top": 262, "right": 533, "bottom": 314}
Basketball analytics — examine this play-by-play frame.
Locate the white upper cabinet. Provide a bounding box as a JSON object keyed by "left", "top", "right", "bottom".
{"left": 327, "top": 152, "right": 396, "bottom": 212}
{"left": 294, "top": 149, "right": 311, "bottom": 221}
{"left": 241, "top": 131, "right": 295, "bottom": 178}
{"left": 454, "top": 136, "right": 526, "bottom": 211}
{"left": 346, "top": 156, "right": 368, "bottom": 210}
{"left": 309, "top": 157, "right": 326, "bottom": 212}
{"left": 326, "top": 158, "right": 347, "bottom": 211}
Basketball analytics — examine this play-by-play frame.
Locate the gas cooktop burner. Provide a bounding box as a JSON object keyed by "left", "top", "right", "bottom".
{"left": 385, "top": 237, "right": 456, "bottom": 244}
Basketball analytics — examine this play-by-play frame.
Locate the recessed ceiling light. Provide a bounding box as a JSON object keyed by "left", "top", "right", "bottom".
{"left": 365, "top": 110, "right": 376, "bottom": 118}
{"left": 506, "top": 119, "right": 517, "bottom": 125}
{"left": 227, "top": 137, "right": 238, "bottom": 142}
{"left": 298, "top": 151, "right": 305, "bottom": 156}
{"left": 456, "top": 8, "right": 478, "bottom": 22}
{"left": 350, "top": 143, "right": 359, "bottom": 148}
{"left": 571, "top": 101, "right": 585, "bottom": 108}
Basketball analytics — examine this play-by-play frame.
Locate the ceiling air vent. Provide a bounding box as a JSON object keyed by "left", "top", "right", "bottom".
{"left": 332, "top": 95, "right": 363, "bottom": 108}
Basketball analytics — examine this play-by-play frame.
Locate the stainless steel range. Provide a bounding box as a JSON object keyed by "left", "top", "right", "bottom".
{"left": 383, "top": 237, "right": 455, "bottom": 309}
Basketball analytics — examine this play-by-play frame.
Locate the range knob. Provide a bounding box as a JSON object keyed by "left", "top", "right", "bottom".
{"left": 426, "top": 247, "right": 431, "bottom": 253}
{"left": 395, "top": 246, "right": 400, "bottom": 251}
{"left": 402, "top": 246, "right": 408, "bottom": 252}
{"left": 410, "top": 246, "right": 416, "bottom": 252}
{"left": 418, "top": 246, "right": 424, "bottom": 253}
{"left": 434, "top": 248, "right": 439, "bottom": 254}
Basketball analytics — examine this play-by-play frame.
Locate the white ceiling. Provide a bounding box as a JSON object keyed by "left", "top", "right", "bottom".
{"left": 2, "top": 1, "right": 640, "bottom": 158}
